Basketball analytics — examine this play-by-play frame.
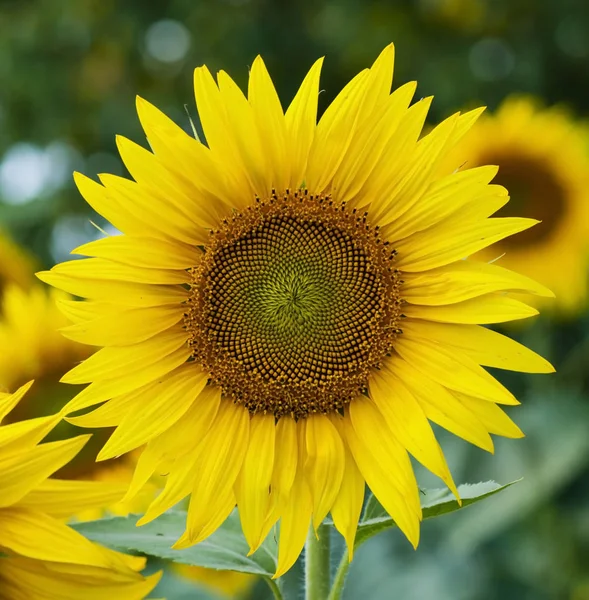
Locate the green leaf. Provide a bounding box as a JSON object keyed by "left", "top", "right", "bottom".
{"left": 355, "top": 480, "right": 520, "bottom": 549}
{"left": 72, "top": 510, "right": 278, "bottom": 577}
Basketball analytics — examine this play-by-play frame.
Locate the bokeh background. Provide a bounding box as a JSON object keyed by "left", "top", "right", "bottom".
{"left": 1, "top": 0, "right": 589, "bottom": 598}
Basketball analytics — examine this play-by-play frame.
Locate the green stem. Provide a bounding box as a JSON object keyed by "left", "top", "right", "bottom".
{"left": 305, "top": 524, "right": 331, "bottom": 600}
{"left": 326, "top": 551, "right": 351, "bottom": 600}
{"left": 264, "top": 576, "right": 284, "bottom": 600}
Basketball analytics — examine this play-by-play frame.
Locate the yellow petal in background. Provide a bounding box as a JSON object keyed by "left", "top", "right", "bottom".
{"left": 0, "top": 380, "right": 34, "bottom": 422}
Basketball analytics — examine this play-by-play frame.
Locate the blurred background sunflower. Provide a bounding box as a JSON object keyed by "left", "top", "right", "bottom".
{"left": 1, "top": 1, "right": 589, "bottom": 599}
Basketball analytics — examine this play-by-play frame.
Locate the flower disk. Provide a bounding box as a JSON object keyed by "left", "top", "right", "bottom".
{"left": 186, "top": 190, "right": 402, "bottom": 418}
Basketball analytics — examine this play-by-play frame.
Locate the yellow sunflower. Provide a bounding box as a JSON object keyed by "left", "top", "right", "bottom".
{"left": 0, "top": 285, "right": 246, "bottom": 596}
{"left": 0, "top": 284, "right": 90, "bottom": 393}
{"left": 444, "top": 96, "right": 589, "bottom": 314}
{"left": 0, "top": 228, "right": 37, "bottom": 293}
{"left": 0, "top": 382, "right": 160, "bottom": 599}
{"left": 39, "top": 44, "right": 554, "bottom": 578}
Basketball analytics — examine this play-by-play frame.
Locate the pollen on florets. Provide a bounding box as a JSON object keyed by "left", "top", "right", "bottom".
{"left": 184, "top": 189, "right": 403, "bottom": 419}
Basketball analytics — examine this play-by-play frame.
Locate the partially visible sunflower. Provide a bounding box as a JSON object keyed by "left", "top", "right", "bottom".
{"left": 0, "top": 285, "right": 248, "bottom": 597}
{"left": 0, "top": 228, "right": 37, "bottom": 293}
{"left": 0, "top": 381, "right": 161, "bottom": 599}
{"left": 0, "top": 284, "right": 90, "bottom": 393}
{"left": 444, "top": 96, "right": 589, "bottom": 314}
{"left": 40, "top": 44, "right": 554, "bottom": 578}
{"left": 0, "top": 283, "right": 108, "bottom": 480}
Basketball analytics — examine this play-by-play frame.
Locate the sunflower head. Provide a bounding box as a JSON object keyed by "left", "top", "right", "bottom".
{"left": 445, "top": 95, "right": 589, "bottom": 314}
{"left": 185, "top": 189, "right": 403, "bottom": 418}
{"left": 40, "top": 44, "right": 554, "bottom": 578}
{"left": 0, "top": 382, "right": 160, "bottom": 599}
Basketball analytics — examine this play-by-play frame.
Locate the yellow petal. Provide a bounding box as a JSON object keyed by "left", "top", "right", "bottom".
{"left": 329, "top": 414, "right": 365, "bottom": 560}
{"left": 453, "top": 392, "right": 524, "bottom": 438}
{"left": 361, "top": 96, "right": 433, "bottom": 215}
{"left": 115, "top": 135, "right": 220, "bottom": 230}
{"left": 56, "top": 299, "right": 119, "bottom": 324}
{"left": 235, "top": 413, "right": 276, "bottom": 552}
{"left": 193, "top": 65, "right": 253, "bottom": 207}
{"left": 216, "top": 69, "right": 270, "bottom": 196}
{"left": 174, "top": 487, "right": 236, "bottom": 549}
{"left": 397, "top": 217, "right": 538, "bottom": 273}
{"left": 305, "top": 69, "right": 370, "bottom": 193}
{"left": 334, "top": 81, "right": 417, "bottom": 205}
{"left": 72, "top": 235, "right": 202, "bottom": 270}
{"left": 47, "top": 257, "right": 190, "bottom": 285}
{"left": 403, "top": 294, "right": 539, "bottom": 324}
{"left": 372, "top": 111, "right": 460, "bottom": 227}
{"left": 285, "top": 57, "right": 323, "bottom": 189}
{"left": 59, "top": 305, "right": 183, "bottom": 346}
{"left": 248, "top": 56, "right": 289, "bottom": 192}
{"left": 305, "top": 414, "right": 345, "bottom": 530}
{"left": 384, "top": 165, "right": 498, "bottom": 240}
{"left": 178, "top": 400, "right": 250, "bottom": 545}
{"left": 274, "top": 420, "right": 312, "bottom": 579}
{"left": 130, "top": 385, "right": 221, "bottom": 507}
{"left": 61, "top": 326, "right": 188, "bottom": 384}
{"left": 0, "top": 380, "right": 34, "bottom": 422}
{"left": 270, "top": 415, "right": 298, "bottom": 503}
{"left": 17, "top": 479, "right": 128, "bottom": 518}
{"left": 392, "top": 357, "right": 494, "bottom": 451}
{"left": 370, "top": 367, "right": 458, "bottom": 498}
{"left": 345, "top": 400, "right": 421, "bottom": 548}
{"left": 402, "top": 320, "right": 555, "bottom": 374}
{"left": 36, "top": 270, "right": 188, "bottom": 307}
{"left": 0, "top": 414, "right": 62, "bottom": 454}
{"left": 258, "top": 415, "right": 299, "bottom": 546}
{"left": 395, "top": 334, "right": 519, "bottom": 405}
{"left": 63, "top": 345, "right": 190, "bottom": 413}
{"left": 1, "top": 558, "right": 161, "bottom": 600}
{"left": 97, "top": 364, "right": 208, "bottom": 460}
{"left": 0, "top": 435, "right": 90, "bottom": 508}
{"left": 0, "top": 508, "right": 117, "bottom": 568}
{"left": 71, "top": 172, "right": 155, "bottom": 238}
{"left": 402, "top": 259, "right": 555, "bottom": 305}
{"left": 135, "top": 95, "right": 234, "bottom": 215}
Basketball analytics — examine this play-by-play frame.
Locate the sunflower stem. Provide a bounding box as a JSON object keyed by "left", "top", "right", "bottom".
{"left": 305, "top": 524, "right": 331, "bottom": 600}
{"left": 326, "top": 551, "right": 351, "bottom": 600}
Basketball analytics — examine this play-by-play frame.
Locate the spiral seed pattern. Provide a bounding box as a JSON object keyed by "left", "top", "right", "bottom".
{"left": 185, "top": 190, "right": 403, "bottom": 418}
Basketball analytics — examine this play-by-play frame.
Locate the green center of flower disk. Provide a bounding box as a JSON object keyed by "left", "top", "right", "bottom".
{"left": 185, "top": 191, "right": 403, "bottom": 419}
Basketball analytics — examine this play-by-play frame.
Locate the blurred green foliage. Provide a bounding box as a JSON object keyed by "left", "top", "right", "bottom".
{"left": 1, "top": 0, "right": 589, "bottom": 598}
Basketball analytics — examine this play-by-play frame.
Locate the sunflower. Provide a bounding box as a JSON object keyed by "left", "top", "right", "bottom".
{"left": 443, "top": 96, "right": 589, "bottom": 314}
{"left": 0, "top": 286, "right": 245, "bottom": 595}
{"left": 39, "top": 44, "right": 554, "bottom": 577}
{"left": 0, "top": 283, "right": 116, "bottom": 481}
{"left": 0, "top": 382, "right": 160, "bottom": 599}
{"left": 0, "top": 284, "right": 90, "bottom": 393}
